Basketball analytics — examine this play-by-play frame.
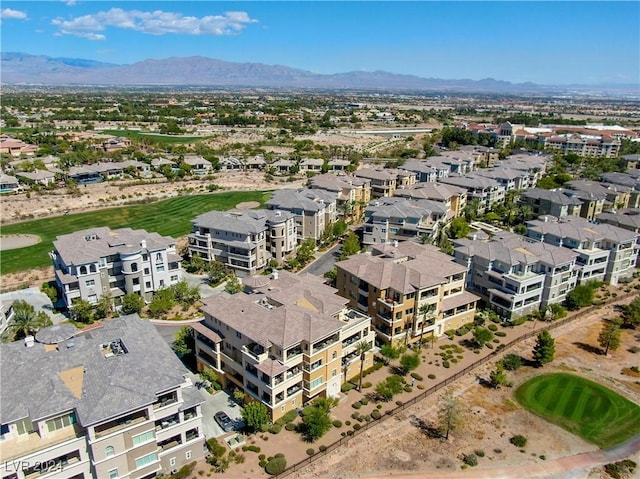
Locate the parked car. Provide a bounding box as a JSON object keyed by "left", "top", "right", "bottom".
{"left": 214, "top": 411, "right": 235, "bottom": 432}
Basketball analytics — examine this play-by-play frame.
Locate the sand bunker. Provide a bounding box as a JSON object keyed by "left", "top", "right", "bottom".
{"left": 235, "top": 201, "right": 260, "bottom": 209}
{"left": 0, "top": 234, "right": 41, "bottom": 251}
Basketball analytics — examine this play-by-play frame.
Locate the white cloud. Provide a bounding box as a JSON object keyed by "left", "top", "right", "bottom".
{"left": 64, "top": 0, "right": 77, "bottom": 6}
{"left": 1, "top": 8, "right": 28, "bottom": 20}
{"left": 51, "top": 8, "right": 257, "bottom": 39}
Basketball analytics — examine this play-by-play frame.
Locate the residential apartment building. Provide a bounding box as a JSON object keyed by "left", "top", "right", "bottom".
{"left": 362, "top": 197, "right": 450, "bottom": 245}
{"left": 396, "top": 183, "right": 468, "bottom": 217}
{"left": 439, "top": 174, "right": 506, "bottom": 214}
{"left": 565, "top": 180, "right": 631, "bottom": 211}
{"left": 194, "top": 271, "right": 374, "bottom": 420}
{"left": 51, "top": 228, "right": 181, "bottom": 308}
{"left": 308, "top": 173, "right": 372, "bottom": 222}
{"left": 597, "top": 208, "right": 640, "bottom": 234}
{"left": 0, "top": 315, "right": 205, "bottom": 479}
{"left": 520, "top": 188, "right": 583, "bottom": 218}
{"left": 336, "top": 241, "right": 479, "bottom": 346}
{"left": 188, "top": 209, "right": 297, "bottom": 277}
{"left": 599, "top": 171, "right": 640, "bottom": 209}
{"left": 266, "top": 189, "right": 338, "bottom": 242}
{"left": 543, "top": 134, "right": 620, "bottom": 158}
{"left": 402, "top": 160, "right": 439, "bottom": 183}
{"left": 475, "top": 166, "right": 536, "bottom": 192}
{"left": 526, "top": 216, "right": 639, "bottom": 285}
{"left": 453, "top": 232, "right": 579, "bottom": 319}
{"left": 354, "top": 168, "right": 402, "bottom": 198}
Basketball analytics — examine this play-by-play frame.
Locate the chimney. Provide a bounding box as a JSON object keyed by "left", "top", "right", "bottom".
{"left": 271, "top": 270, "right": 279, "bottom": 280}
{"left": 140, "top": 239, "right": 147, "bottom": 249}
{"left": 392, "top": 240, "right": 399, "bottom": 248}
{"left": 24, "top": 335, "right": 35, "bottom": 348}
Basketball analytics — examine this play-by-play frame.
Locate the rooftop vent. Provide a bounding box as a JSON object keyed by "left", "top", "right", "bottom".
{"left": 24, "top": 335, "right": 35, "bottom": 348}
{"left": 271, "top": 270, "right": 279, "bottom": 280}
{"left": 101, "top": 338, "right": 128, "bottom": 358}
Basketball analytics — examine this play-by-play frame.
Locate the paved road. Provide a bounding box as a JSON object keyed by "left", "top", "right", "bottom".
{"left": 301, "top": 243, "right": 341, "bottom": 277}
{"left": 0, "top": 287, "right": 66, "bottom": 324}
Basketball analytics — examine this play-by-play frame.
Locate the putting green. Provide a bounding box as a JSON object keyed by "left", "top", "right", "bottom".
{"left": 515, "top": 373, "right": 640, "bottom": 448}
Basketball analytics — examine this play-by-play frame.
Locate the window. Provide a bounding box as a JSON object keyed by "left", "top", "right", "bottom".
{"left": 132, "top": 430, "right": 155, "bottom": 447}
{"left": 291, "top": 398, "right": 296, "bottom": 405}
{"left": 332, "top": 369, "right": 337, "bottom": 377}
{"left": 185, "top": 451, "right": 192, "bottom": 460}
{"left": 108, "top": 468, "right": 118, "bottom": 479}
{"left": 332, "top": 351, "right": 337, "bottom": 360}
{"left": 133, "top": 278, "right": 140, "bottom": 286}
{"left": 310, "top": 377, "right": 323, "bottom": 389}
{"left": 156, "top": 253, "right": 163, "bottom": 261}
{"left": 171, "top": 275, "right": 178, "bottom": 282}
{"left": 46, "top": 412, "right": 76, "bottom": 432}
{"left": 144, "top": 268, "right": 150, "bottom": 275}
{"left": 142, "top": 254, "right": 148, "bottom": 261}
{"left": 86, "top": 279, "right": 95, "bottom": 287}
{"left": 145, "top": 282, "right": 151, "bottom": 289}
{"left": 170, "top": 458, "right": 176, "bottom": 467}
{"left": 156, "top": 264, "right": 165, "bottom": 272}
{"left": 105, "top": 446, "right": 114, "bottom": 458}
{"left": 310, "top": 359, "right": 322, "bottom": 371}
{"left": 134, "top": 452, "right": 158, "bottom": 469}
{"left": 131, "top": 263, "right": 138, "bottom": 272}
{"left": 236, "top": 331, "right": 242, "bottom": 339}
{"left": 159, "top": 280, "right": 165, "bottom": 287}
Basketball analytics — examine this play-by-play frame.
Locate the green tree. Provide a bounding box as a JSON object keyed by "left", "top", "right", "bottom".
{"left": 185, "top": 253, "right": 206, "bottom": 273}
{"left": 620, "top": 297, "right": 640, "bottom": 329}
{"left": 448, "top": 217, "right": 471, "bottom": 239}
{"left": 207, "top": 260, "right": 228, "bottom": 285}
{"left": 173, "top": 326, "right": 195, "bottom": 357}
{"left": 597, "top": 319, "right": 622, "bottom": 355}
{"left": 375, "top": 375, "right": 405, "bottom": 401}
{"left": 501, "top": 354, "right": 522, "bottom": 371}
{"left": 9, "top": 300, "right": 50, "bottom": 339}
{"left": 418, "top": 304, "right": 435, "bottom": 348}
{"left": 241, "top": 401, "right": 270, "bottom": 433}
{"left": 340, "top": 232, "right": 361, "bottom": 260}
{"left": 489, "top": 362, "right": 509, "bottom": 388}
{"left": 356, "top": 340, "right": 373, "bottom": 392}
{"left": 224, "top": 276, "right": 243, "bottom": 294}
{"left": 40, "top": 282, "right": 58, "bottom": 303}
{"left": 331, "top": 219, "right": 348, "bottom": 238}
{"left": 148, "top": 288, "right": 175, "bottom": 317}
{"left": 532, "top": 329, "right": 556, "bottom": 366}
{"left": 437, "top": 388, "right": 464, "bottom": 439}
{"left": 94, "top": 294, "right": 112, "bottom": 320}
{"left": 301, "top": 397, "right": 338, "bottom": 442}
{"left": 399, "top": 352, "right": 421, "bottom": 374}
{"left": 71, "top": 298, "right": 93, "bottom": 324}
{"left": 296, "top": 238, "right": 316, "bottom": 265}
{"left": 380, "top": 344, "right": 401, "bottom": 365}
{"left": 473, "top": 327, "right": 494, "bottom": 349}
{"left": 121, "top": 293, "right": 144, "bottom": 314}
{"left": 565, "top": 281, "right": 601, "bottom": 310}
{"left": 172, "top": 281, "right": 201, "bottom": 305}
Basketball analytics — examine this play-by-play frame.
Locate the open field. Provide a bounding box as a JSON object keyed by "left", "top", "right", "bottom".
{"left": 515, "top": 373, "right": 640, "bottom": 449}
{"left": 0, "top": 190, "right": 270, "bottom": 275}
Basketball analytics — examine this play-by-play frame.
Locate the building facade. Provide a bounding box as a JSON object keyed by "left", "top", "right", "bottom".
{"left": 336, "top": 241, "right": 479, "bottom": 346}
{"left": 193, "top": 272, "right": 374, "bottom": 421}
{"left": 0, "top": 316, "right": 205, "bottom": 479}
{"left": 51, "top": 228, "right": 181, "bottom": 308}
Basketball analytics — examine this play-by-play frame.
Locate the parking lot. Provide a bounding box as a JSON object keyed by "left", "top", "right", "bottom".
{"left": 0, "top": 287, "right": 66, "bottom": 324}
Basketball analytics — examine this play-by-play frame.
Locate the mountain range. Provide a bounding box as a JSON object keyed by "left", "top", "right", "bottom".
{"left": 1, "top": 52, "right": 636, "bottom": 95}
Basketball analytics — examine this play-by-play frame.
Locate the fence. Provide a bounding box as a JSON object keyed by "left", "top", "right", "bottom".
{"left": 272, "top": 291, "right": 635, "bottom": 479}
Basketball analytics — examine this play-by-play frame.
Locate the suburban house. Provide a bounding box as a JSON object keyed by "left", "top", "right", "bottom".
{"left": 183, "top": 156, "right": 212, "bottom": 175}
{"left": 327, "top": 159, "right": 350, "bottom": 172}
{"left": 266, "top": 189, "right": 338, "bottom": 242}
{"left": 218, "top": 157, "right": 244, "bottom": 171}
{"left": 526, "top": 216, "right": 640, "bottom": 285}
{"left": 362, "top": 197, "right": 451, "bottom": 245}
{"left": 50, "top": 227, "right": 181, "bottom": 308}
{"left": 0, "top": 316, "right": 205, "bottom": 479}
{"left": 395, "top": 183, "right": 468, "bottom": 217}
{"left": 188, "top": 209, "right": 297, "bottom": 276}
{"left": 193, "top": 271, "right": 374, "bottom": 420}
{"left": 15, "top": 169, "right": 57, "bottom": 187}
{"left": 520, "top": 188, "right": 583, "bottom": 218}
{"left": 453, "top": 232, "right": 579, "bottom": 319}
{"left": 299, "top": 158, "right": 324, "bottom": 172}
{"left": 308, "top": 173, "right": 371, "bottom": 222}
{"left": 336, "top": 241, "right": 479, "bottom": 346}
{"left": 0, "top": 174, "right": 21, "bottom": 194}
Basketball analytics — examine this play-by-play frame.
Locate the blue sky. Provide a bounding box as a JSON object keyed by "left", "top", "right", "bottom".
{"left": 1, "top": 1, "right": 639, "bottom": 85}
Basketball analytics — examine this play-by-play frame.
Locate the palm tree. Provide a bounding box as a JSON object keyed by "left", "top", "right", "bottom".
{"left": 418, "top": 304, "right": 435, "bottom": 349}
{"left": 356, "top": 340, "right": 373, "bottom": 392}
{"left": 9, "top": 300, "right": 44, "bottom": 339}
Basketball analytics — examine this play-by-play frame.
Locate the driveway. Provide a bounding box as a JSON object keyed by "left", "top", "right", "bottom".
{"left": 301, "top": 243, "right": 341, "bottom": 277}
{"left": 0, "top": 287, "right": 66, "bottom": 324}
{"left": 195, "top": 383, "right": 243, "bottom": 439}
{"left": 180, "top": 271, "right": 222, "bottom": 298}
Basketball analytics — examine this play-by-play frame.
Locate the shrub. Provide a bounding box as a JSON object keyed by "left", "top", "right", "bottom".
{"left": 502, "top": 353, "right": 522, "bottom": 371}
{"left": 443, "top": 361, "right": 450, "bottom": 368}
{"left": 259, "top": 454, "right": 266, "bottom": 461}
{"left": 410, "top": 372, "right": 423, "bottom": 381}
{"left": 361, "top": 398, "right": 369, "bottom": 405}
{"left": 332, "top": 420, "right": 342, "bottom": 428}
{"left": 463, "top": 453, "right": 478, "bottom": 466}
{"left": 404, "top": 386, "right": 413, "bottom": 392}
{"left": 474, "top": 449, "right": 485, "bottom": 457}
{"left": 351, "top": 412, "right": 360, "bottom": 420}
{"left": 306, "top": 448, "right": 315, "bottom": 456}
{"left": 395, "top": 400, "right": 403, "bottom": 406}
{"left": 265, "top": 456, "right": 287, "bottom": 475}
{"left": 242, "top": 445, "right": 261, "bottom": 453}
{"left": 495, "top": 331, "right": 507, "bottom": 337}
{"left": 428, "top": 373, "right": 436, "bottom": 379}
{"left": 353, "top": 423, "right": 361, "bottom": 430}
{"left": 371, "top": 409, "right": 381, "bottom": 419}
{"left": 341, "top": 382, "right": 355, "bottom": 393}
{"left": 352, "top": 401, "right": 362, "bottom": 409}
{"left": 319, "top": 445, "right": 327, "bottom": 452}
{"left": 269, "top": 423, "right": 282, "bottom": 434}
{"left": 488, "top": 324, "right": 498, "bottom": 331}
{"left": 278, "top": 410, "right": 299, "bottom": 424}
{"left": 285, "top": 422, "right": 296, "bottom": 431}
{"left": 510, "top": 435, "right": 528, "bottom": 447}
{"left": 259, "top": 460, "right": 267, "bottom": 468}
{"left": 361, "top": 381, "right": 372, "bottom": 389}
{"left": 512, "top": 317, "right": 527, "bottom": 326}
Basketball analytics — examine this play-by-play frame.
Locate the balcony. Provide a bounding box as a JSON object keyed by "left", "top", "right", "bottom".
{"left": 0, "top": 424, "right": 83, "bottom": 463}
{"left": 23, "top": 450, "right": 81, "bottom": 479}
{"left": 155, "top": 413, "right": 180, "bottom": 431}
{"left": 312, "top": 334, "right": 339, "bottom": 354}
{"left": 377, "top": 312, "right": 394, "bottom": 324}
{"left": 242, "top": 343, "right": 267, "bottom": 362}
{"left": 286, "top": 383, "right": 302, "bottom": 396}
{"left": 158, "top": 435, "right": 182, "bottom": 451}
{"left": 95, "top": 410, "right": 148, "bottom": 438}
{"left": 153, "top": 392, "right": 178, "bottom": 410}
{"left": 285, "top": 346, "right": 303, "bottom": 361}
{"left": 342, "top": 333, "right": 361, "bottom": 349}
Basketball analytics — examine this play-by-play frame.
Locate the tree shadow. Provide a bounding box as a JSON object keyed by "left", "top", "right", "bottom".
{"left": 573, "top": 341, "right": 603, "bottom": 355}
{"left": 475, "top": 374, "right": 494, "bottom": 389}
{"left": 389, "top": 365, "right": 407, "bottom": 376}
{"left": 409, "top": 414, "right": 441, "bottom": 439}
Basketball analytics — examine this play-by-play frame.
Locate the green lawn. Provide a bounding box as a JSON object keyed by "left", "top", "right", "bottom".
{"left": 1, "top": 190, "right": 272, "bottom": 275}
{"left": 515, "top": 373, "right": 640, "bottom": 448}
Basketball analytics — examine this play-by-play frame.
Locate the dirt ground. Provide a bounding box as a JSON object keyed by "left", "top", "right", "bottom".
{"left": 197, "top": 290, "right": 640, "bottom": 479}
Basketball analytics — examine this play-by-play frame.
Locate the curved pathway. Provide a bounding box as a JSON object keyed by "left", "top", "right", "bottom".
{"left": 360, "top": 435, "right": 640, "bottom": 479}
